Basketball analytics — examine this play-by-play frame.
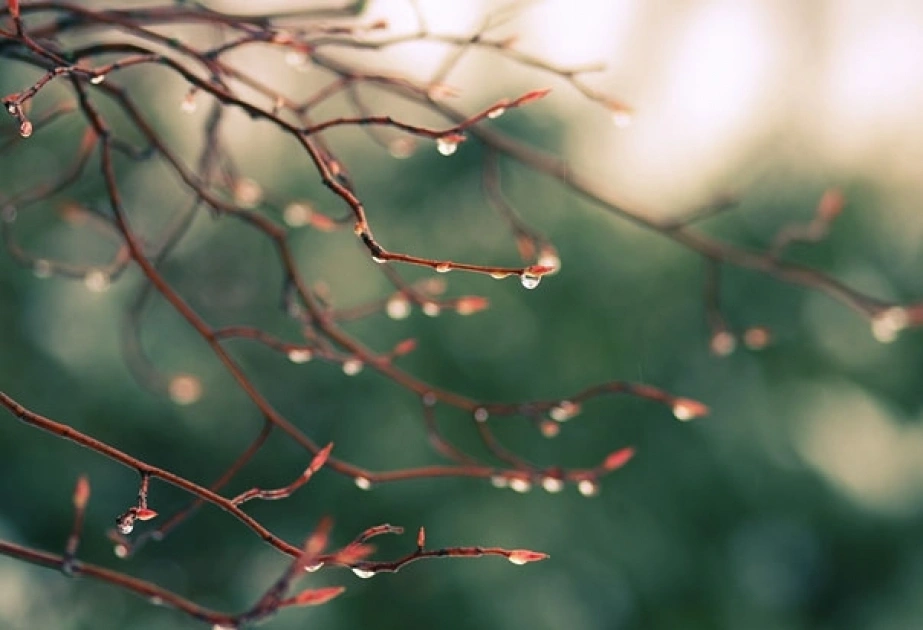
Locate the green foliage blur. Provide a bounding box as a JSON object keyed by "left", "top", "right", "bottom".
{"left": 4, "top": 12, "right": 923, "bottom": 630}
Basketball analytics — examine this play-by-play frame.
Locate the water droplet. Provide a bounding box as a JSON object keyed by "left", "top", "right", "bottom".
{"left": 577, "top": 479, "right": 599, "bottom": 497}
{"left": 435, "top": 263, "right": 451, "bottom": 273}
{"left": 490, "top": 271, "right": 511, "bottom": 280}
{"left": 354, "top": 476, "right": 372, "bottom": 490}
{"left": 19, "top": 120, "right": 33, "bottom": 138}
{"left": 490, "top": 475, "right": 508, "bottom": 488}
{"left": 90, "top": 74, "right": 106, "bottom": 85}
{"left": 542, "top": 477, "right": 564, "bottom": 493}
{"left": 304, "top": 561, "right": 324, "bottom": 573}
{"left": 352, "top": 567, "right": 376, "bottom": 579}
{"left": 117, "top": 520, "right": 134, "bottom": 535}
{"left": 611, "top": 109, "right": 632, "bottom": 128}
{"left": 33, "top": 259, "right": 53, "bottom": 278}
{"left": 549, "top": 401, "right": 580, "bottom": 422}
{"left": 520, "top": 272, "right": 541, "bottom": 290}
{"left": 427, "top": 83, "right": 457, "bottom": 101}
{"left": 872, "top": 307, "right": 908, "bottom": 343}
{"left": 487, "top": 106, "right": 506, "bottom": 119}
{"left": 287, "top": 348, "right": 312, "bottom": 364}
{"left": 710, "top": 331, "right": 736, "bottom": 356}
{"left": 285, "top": 50, "right": 310, "bottom": 69}
{"left": 113, "top": 543, "right": 128, "bottom": 558}
{"left": 743, "top": 326, "right": 771, "bottom": 350}
{"left": 84, "top": 270, "right": 111, "bottom": 293}
{"left": 283, "top": 202, "right": 313, "bottom": 227}
{"left": 539, "top": 420, "right": 560, "bottom": 438}
{"left": 422, "top": 302, "right": 440, "bottom": 317}
{"left": 149, "top": 596, "right": 163, "bottom": 606}
{"left": 342, "top": 359, "right": 363, "bottom": 376}
{"left": 6, "top": 104, "right": 15, "bottom": 114}
{"left": 473, "top": 407, "right": 489, "bottom": 422}
{"left": 371, "top": 254, "right": 387, "bottom": 264}
{"left": 180, "top": 93, "right": 197, "bottom": 113}
{"left": 436, "top": 137, "right": 458, "bottom": 156}
{"left": 509, "top": 478, "right": 531, "bottom": 493}
{"left": 233, "top": 178, "right": 263, "bottom": 208}
{"left": 213, "top": 624, "right": 237, "bottom": 630}
{"left": 422, "top": 392, "right": 437, "bottom": 407}
{"left": 388, "top": 138, "right": 416, "bottom": 159}
{"left": 386, "top": 295, "right": 411, "bottom": 320}
{"left": 169, "top": 374, "right": 202, "bottom": 405}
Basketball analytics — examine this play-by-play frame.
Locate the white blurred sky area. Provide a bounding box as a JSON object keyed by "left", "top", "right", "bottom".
{"left": 210, "top": 0, "right": 923, "bottom": 210}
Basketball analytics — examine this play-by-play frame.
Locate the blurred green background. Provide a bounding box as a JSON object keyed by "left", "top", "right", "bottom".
{"left": 4, "top": 1, "right": 923, "bottom": 629}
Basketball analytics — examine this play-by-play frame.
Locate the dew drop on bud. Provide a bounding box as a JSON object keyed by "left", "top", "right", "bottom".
{"left": 168, "top": 374, "right": 202, "bottom": 406}
{"left": 490, "top": 475, "right": 508, "bottom": 488}
{"left": 435, "top": 262, "right": 451, "bottom": 273}
{"left": 352, "top": 567, "right": 376, "bottom": 579}
{"left": 487, "top": 106, "right": 506, "bottom": 119}
{"left": 90, "top": 74, "right": 106, "bottom": 85}
{"left": 33, "top": 259, "right": 53, "bottom": 278}
{"left": 233, "top": 178, "right": 263, "bottom": 208}
{"left": 509, "top": 477, "right": 531, "bottom": 493}
{"left": 542, "top": 477, "right": 564, "bottom": 493}
{"left": 388, "top": 138, "right": 417, "bottom": 160}
{"left": 342, "top": 359, "right": 363, "bottom": 376}
{"left": 19, "top": 120, "right": 33, "bottom": 138}
{"left": 520, "top": 272, "right": 541, "bottom": 290}
{"left": 672, "top": 398, "right": 708, "bottom": 421}
{"left": 422, "top": 302, "right": 440, "bottom": 317}
{"left": 181, "top": 93, "right": 197, "bottom": 114}
{"left": 473, "top": 407, "right": 489, "bottom": 422}
{"left": 508, "top": 549, "right": 548, "bottom": 565}
{"left": 354, "top": 476, "right": 372, "bottom": 490}
{"left": 436, "top": 137, "right": 458, "bottom": 156}
{"left": 611, "top": 109, "right": 633, "bottom": 128}
{"left": 386, "top": 295, "right": 412, "bottom": 320}
{"left": 871, "top": 307, "right": 908, "bottom": 343}
{"left": 304, "top": 561, "right": 324, "bottom": 573}
{"left": 287, "top": 348, "right": 312, "bottom": 364}
{"left": 549, "top": 400, "right": 580, "bottom": 422}
{"left": 84, "top": 270, "right": 111, "bottom": 293}
{"left": 710, "top": 330, "right": 736, "bottom": 356}
{"left": 388, "top": 137, "right": 416, "bottom": 159}
{"left": 577, "top": 479, "right": 599, "bottom": 497}
{"left": 285, "top": 50, "right": 311, "bottom": 70}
